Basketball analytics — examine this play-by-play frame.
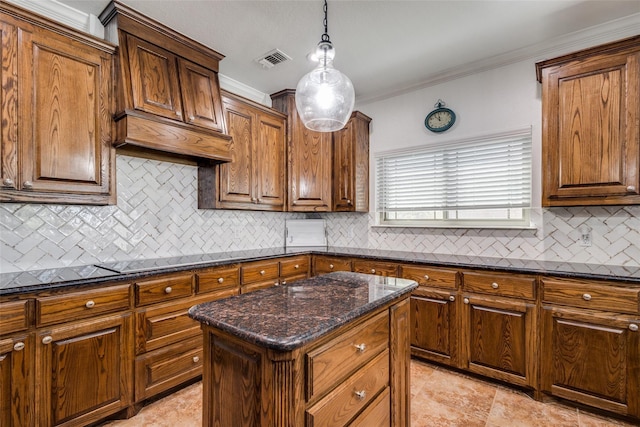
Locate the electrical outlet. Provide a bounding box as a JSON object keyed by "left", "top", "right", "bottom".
{"left": 579, "top": 229, "right": 592, "bottom": 247}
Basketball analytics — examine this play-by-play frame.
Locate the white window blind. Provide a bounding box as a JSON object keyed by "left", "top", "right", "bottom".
{"left": 376, "top": 128, "right": 532, "bottom": 214}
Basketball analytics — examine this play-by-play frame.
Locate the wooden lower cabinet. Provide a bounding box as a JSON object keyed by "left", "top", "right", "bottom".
{"left": 540, "top": 306, "right": 640, "bottom": 418}
{"left": 35, "top": 312, "right": 133, "bottom": 426}
{"left": 313, "top": 255, "right": 353, "bottom": 275}
{"left": 353, "top": 260, "right": 398, "bottom": 277}
{"left": 0, "top": 333, "right": 34, "bottom": 426}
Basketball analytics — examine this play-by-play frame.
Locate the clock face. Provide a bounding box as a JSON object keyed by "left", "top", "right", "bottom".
{"left": 425, "top": 108, "right": 455, "bottom": 132}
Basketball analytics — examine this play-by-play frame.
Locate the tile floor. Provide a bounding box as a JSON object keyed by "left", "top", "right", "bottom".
{"left": 100, "top": 359, "right": 638, "bottom": 427}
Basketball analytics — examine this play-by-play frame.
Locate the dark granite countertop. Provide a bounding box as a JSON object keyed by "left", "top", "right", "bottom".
{"left": 2, "top": 246, "right": 640, "bottom": 296}
{"left": 188, "top": 272, "right": 418, "bottom": 351}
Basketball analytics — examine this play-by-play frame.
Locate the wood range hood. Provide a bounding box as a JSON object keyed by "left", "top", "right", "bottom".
{"left": 99, "top": 1, "right": 232, "bottom": 164}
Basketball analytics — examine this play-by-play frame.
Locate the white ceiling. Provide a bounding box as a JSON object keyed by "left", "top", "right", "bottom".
{"left": 57, "top": 0, "right": 640, "bottom": 103}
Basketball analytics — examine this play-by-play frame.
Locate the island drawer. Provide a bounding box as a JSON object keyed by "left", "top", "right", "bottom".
{"left": 400, "top": 265, "right": 458, "bottom": 289}
{"left": 306, "top": 310, "right": 389, "bottom": 401}
{"left": 306, "top": 350, "right": 389, "bottom": 427}
{"left": 36, "top": 283, "right": 130, "bottom": 327}
{"left": 241, "top": 260, "right": 279, "bottom": 284}
{"left": 0, "top": 299, "right": 30, "bottom": 335}
{"left": 353, "top": 259, "right": 398, "bottom": 277}
{"left": 280, "top": 255, "right": 310, "bottom": 281}
{"left": 135, "top": 273, "right": 193, "bottom": 306}
{"left": 196, "top": 265, "right": 240, "bottom": 294}
{"left": 349, "top": 386, "right": 390, "bottom": 427}
{"left": 542, "top": 277, "right": 640, "bottom": 314}
{"left": 461, "top": 271, "right": 536, "bottom": 299}
{"left": 313, "top": 256, "right": 352, "bottom": 275}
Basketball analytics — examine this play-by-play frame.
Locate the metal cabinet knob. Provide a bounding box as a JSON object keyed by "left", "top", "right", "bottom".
{"left": 23, "top": 181, "right": 33, "bottom": 189}
{"left": 85, "top": 300, "right": 95, "bottom": 308}
{"left": 280, "top": 280, "right": 286, "bottom": 285}
{"left": 424, "top": 274, "right": 430, "bottom": 281}
{"left": 189, "top": 115, "right": 195, "bottom": 121}
{"left": 329, "top": 264, "right": 334, "bottom": 269}
{"left": 2, "top": 178, "right": 14, "bottom": 187}
{"left": 347, "top": 199, "right": 351, "bottom": 204}
{"left": 627, "top": 185, "right": 636, "bottom": 192}
{"left": 175, "top": 111, "right": 182, "bottom": 116}
{"left": 260, "top": 270, "right": 265, "bottom": 275}
{"left": 463, "top": 298, "right": 470, "bottom": 304}
{"left": 165, "top": 286, "right": 172, "bottom": 294}
{"left": 251, "top": 197, "right": 257, "bottom": 203}
{"left": 629, "top": 324, "right": 638, "bottom": 332}
{"left": 354, "top": 390, "right": 366, "bottom": 400}
{"left": 217, "top": 277, "right": 224, "bottom": 284}
{"left": 42, "top": 336, "right": 53, "bottom": 345}
{"left": 582, "top": 293, "right": 592, "bottom": 301}
{"left": 13, "top": 342, "right": 25, "bottom": 351}
{"left": 294, "top": 264, "right": 299, "bottom": 269}
{"left": 193, "top": 356, "right": 200, "bottom": 363}
{"left": 370, "top": 269, "right": 376, "bottom": 274}
{"left": 448, "top": 295, "right": 455, "bottom": 302}
{"left": 491, "top": 282, "right": 499, "bottom": 289}
{"left": 354, "top": 343, "right": 366, "bottom": 353}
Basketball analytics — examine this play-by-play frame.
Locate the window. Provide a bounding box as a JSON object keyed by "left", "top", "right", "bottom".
{"left": 375, "top": 128, "right": 532, "bottom": 228}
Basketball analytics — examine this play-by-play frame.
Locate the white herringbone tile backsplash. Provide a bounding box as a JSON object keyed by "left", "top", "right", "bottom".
{"left": 1, "top": 155, "right": 639, "bottom": 272}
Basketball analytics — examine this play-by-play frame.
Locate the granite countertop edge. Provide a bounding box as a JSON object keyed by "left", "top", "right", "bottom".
{"left": 2, "top": 246, "right": 640, "bottom": 295}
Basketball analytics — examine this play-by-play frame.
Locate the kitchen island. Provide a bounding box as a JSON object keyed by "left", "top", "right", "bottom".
{"left": 189, "top": 271, "right": 417, "bottom": 427}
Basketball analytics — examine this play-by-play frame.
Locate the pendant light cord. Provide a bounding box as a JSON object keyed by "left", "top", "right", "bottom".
{"left": 321, "top": 0, "right": 330, "bottom": 43}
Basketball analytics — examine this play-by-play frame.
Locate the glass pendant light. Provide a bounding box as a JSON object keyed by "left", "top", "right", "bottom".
{"left": 295, "top": 0, "right": 354, "bottom": 132}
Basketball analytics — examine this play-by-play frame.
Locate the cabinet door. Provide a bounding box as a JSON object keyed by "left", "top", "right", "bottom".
{"left": 0, "top": 334, "right": 34, "bottom": 427}
{"left": 18, "top": 25, "right": 113, "bottom": 198}
{"left": 461, "top": 294, "right": 537, "bottom": 388}
{"left": 36, "top": 313, "right": 132, "bottom": 426}
{"left": 288, "top": 114, "right": 332, "bottom": 211}
{"left": 1, "top": 20, "right": 18, "bottom": 191}
{"left": 219, "top": 98, "right": 255, "bottom": 206}
{"left": 541, "top": 306, "right": 640, "bottom": 418}
{"left": 126, "top": 34, "right": 182, "bottom": 121}
{"left": 178, "top": 58, "right": 225, "bottom": 133}
{"left": 410, "top": 289, "right": 458, "bottom": 367}
{"left": 255, "top": 113, "right": 286, "bottom": 209}
{"left": 541, "top": 46, "right": 640, "bottom": 205}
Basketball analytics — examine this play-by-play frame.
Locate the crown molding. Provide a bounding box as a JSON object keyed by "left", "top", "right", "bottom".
{"left": 219, "top": 74, "right": 272, "bottom": 107}
{"left": 358, "top": 13, "right": 640, "bottom": 105}
{"left": 5, "top": 0, "right": 104, "bottom": 38}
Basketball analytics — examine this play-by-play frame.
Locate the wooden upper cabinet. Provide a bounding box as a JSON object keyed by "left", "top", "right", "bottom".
{"left": 536, "top": 36, "right": 640, "bottom": 206}
{"left": 1, "top": 3, "right": 116, "bottom": 205}
{"left": 198, "top": 91, "right": 286, "bottom": 210}
{"left": 333, "top": 111, "right": 371, "bottom": 212}
{"left": 100, "top": 1, "right": 231, "bottom": 163}
{"left": 271, "top": 89, "right": 333, "bottom": 212}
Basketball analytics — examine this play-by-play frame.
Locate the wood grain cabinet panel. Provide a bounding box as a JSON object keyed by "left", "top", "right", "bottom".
{"left": 36, "top": 312, "right": 133, "bottom": 426}
{"left": 536, "top": 35, "right": 640, "bottom": 206}
{"left": 0, "top": 334, "right": 34, "bottom": 426}
{"left": 353, "top": 260, "right": 398, "bottom": 277}
{"left": 542, "top": 277, "right": 640, "bottom": 314}
{"left": 135, "top": 273, "right": 193, "bottom": 306}
{"left": 1, "top": 4, "right": 116, "bottom": 204}
{"left": 313, "top": 256, "right": 353, "bottom": 275}
{"left": 195, "top": 265, "right": 240, "bottom": 294}
{"left": 178, "top": 58, "right": 225, "bottom": 133}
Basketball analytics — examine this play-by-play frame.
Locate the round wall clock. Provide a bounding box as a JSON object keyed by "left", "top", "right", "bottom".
{"left": 425, "top": 99, "right": 456, "bottom": 133}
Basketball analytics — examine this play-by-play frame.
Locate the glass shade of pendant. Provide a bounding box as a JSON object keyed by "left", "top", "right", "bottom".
{"left": 295, "top": 42, "right": 354, "bottom": 132}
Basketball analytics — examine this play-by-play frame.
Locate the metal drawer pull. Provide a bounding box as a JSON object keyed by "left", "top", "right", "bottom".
{"left": 370, "top": 269, "right": 376, "bottom": 274}
{"left": 280, "top": 280, "right": 286, "bottom": 285}
{"left": 354, "top": 390, "right": 366, "bottom": 400}
{"left": 627, "top": 185, "right": 636, "bottom": 192}
{"left": 165, "top": 286, "right": 172, "bottom": 294}
{"left": 42, "top": 336, "right": 53, "bottom": 345}
{"left": 463, "top": 298, "right": 470, "bottom": 304}
{"left": 448, "top": 295, "right": 455, "bottom": 302}
{"left": 85, "top": 300, "right": 95, "bottom": 308}
{"left": 13, "top": 342, "right": 25, "bottom": 351}
{"left": 582, "top": 293, "right": 592, "bottom": 301}
{"left": 354, "top": 343, "right": 367, "bottom": 353}
{"left": 629, "top": 324, "right": 638, "bottom": 332}
{"left": 2, "top": 178, "right": 14, "bottom": 187}
{"left": 23, "top": 181, "right": 33, "bottom": 189}
{"left": 193, "top": 356, "right": 200, "bottom": 363}
{"left": 491, "top": 282, "right": 499, "bottom": 289}
{"left": 217, "top": 277, "right": 224, "bottom": 284}
{"left": 424, "top": 274, "right": 430, "bottom": 280}
{"left": 329, "top": 264, "right": 334, "bottom": 269}
{"left": 294, "top": 264, "right": 299, "bottom": 269}
{"left": 260, "top": 270, "right": 266, "bottom": 275}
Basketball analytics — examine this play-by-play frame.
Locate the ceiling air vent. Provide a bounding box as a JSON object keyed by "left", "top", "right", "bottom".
{"left": 255, "top": 49, "right": 292, "bottom": 69}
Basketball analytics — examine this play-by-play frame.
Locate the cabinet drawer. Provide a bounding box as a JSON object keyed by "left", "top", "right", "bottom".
{"left": 542, "top": 278, "right": 640, "bottom": 314}
{"left": 306, "top": 350, "right": 389, "bottom": 427}
{"left": 134, "top": 335, "right": 203, "bottom": 402}
{"left": 353, "top": 260, "right": 398, "bottom": 277}
{"left": 0, "top": 299, "right": 30, "bottom": 335}
{"left": 400, "top": 265, "right": 458, "bottom": 290}
{"left": 307, "top": 310, "right": 389, "bottom": 401}
{"left": 36, "top": 284, "right": 130, "bottom": 327}
{"left": 135, "top": 292, "right": 229, "bottom": 354}
{"left": 280, "top": 255, "right": 310, "bottom": 279}
{"left": 349, "top": 386, "right": 390, "bottom": 427}
{"left": 462, "top": 271, "right": 535, "bottom": 299}
{"left": 136, "top": 273, "right": 193, "bottom": 306}
{"left": 314, "top": 256, "right": 352, "bottom": 274}
{"left": 196, "top": 265, "right": 239, "bottom": 294}
{"left": 241, "top": 260, "right": 279, "bottom": 284}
